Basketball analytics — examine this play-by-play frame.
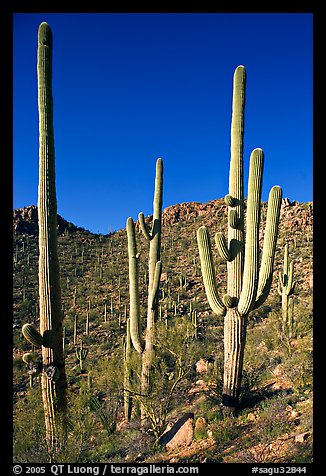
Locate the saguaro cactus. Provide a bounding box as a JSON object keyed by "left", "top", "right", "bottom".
{"left": 75, "top": 340, "right": 88, "bottom": 371}
{"left": 126, "top": 158, "right": 163, "bottom": 423}
{"left": 197, "top": 65, "right": 282, "bottom": 414}
{"left": 21, "top": 22, "right": 67, "bottom": 459}
{"left": 123, "top": 318, "right": 133, "bottom": 421}
{"left": 278, "top": 244, "right": 296, "bottom": 336}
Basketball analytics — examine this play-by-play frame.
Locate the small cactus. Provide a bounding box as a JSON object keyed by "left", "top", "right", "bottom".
{"left": 278, "top": 244, "right": 296, "bottom": 336}
{"left": 73, "top": 314, "right": 78, "bottom": 345}
{"left": 75, "top": 340, "right": 88, "bottom": 371}
{"left": 85, "top": 312, "right": 90, "bottom": 336}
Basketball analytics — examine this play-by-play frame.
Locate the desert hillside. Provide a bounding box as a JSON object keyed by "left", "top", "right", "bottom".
{"left": 13, "top": 198, "right": 313, "bottom": 464}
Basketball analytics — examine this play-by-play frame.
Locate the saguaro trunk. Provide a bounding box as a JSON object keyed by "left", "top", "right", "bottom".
{"left": 141, "top": 159, "right": 163, "bottom": 414}
{"left": 127, "top": 158, "right": 163, "bottom": 425}
{"left": 197, "top": 65, "right": 282, "bottom": 414}
{"left": 37, "top": 22, "right": 67, "bottom": 458}
{"left": 223, "top": 66, "right": 246, "bottom": 412}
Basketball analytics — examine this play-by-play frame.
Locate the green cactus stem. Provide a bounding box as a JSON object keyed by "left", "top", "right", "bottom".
{"left": 278, "top": 244, "right": 296, "bottom": 336}
{"left": 197, "top": 65, "right": 282, "bottom": 414}
{"left": 123, "top": 318, "right": 133, "bottom": 421}
{"left": 197, "top": 228, "right": 226, "bottom": 317}
{"left": 75, "top": 340, "right": 88, "bottom": 371}
{"left": 191, "top": 310, "right": 198, "bottom": 339}
{"left": 87, "top": 371, "right": 93, "bottom": 391}
{"left": 22, "top": 323, "right": 44, "bottom": 347}
{"left": 126, "top": 158, "right": 163, "bottom": 425}
{"left": 36, "top": 22, "right": 67, "bottom": 457}
{"left": 85, "top": 312, "right": 90, "bottom": 336}
{"left": 22, "top": 352, "right": 36, "bottom": 364}
{"left": 224, "top": 194, "right": 234, "bottom": 207}
{"left": 73, "top": 314, "right": 78, "bottom": 345}
{"left": 127, "top": 217, "right": 144, "bottom": 354}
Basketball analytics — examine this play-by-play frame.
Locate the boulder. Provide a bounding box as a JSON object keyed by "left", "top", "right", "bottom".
{"left": 157, "top": 412, "right": 194, "bottom": 450}
{"left": 295, "top": 432, "right": 310, "bottom": 443}
{"left": 195, "top": 358, "right": 208, "bottom": 374}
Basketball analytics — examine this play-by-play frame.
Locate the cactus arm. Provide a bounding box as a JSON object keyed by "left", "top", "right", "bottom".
{"left": 228, "top": 209, "right": 239, "bottom": 229}
{"left": 215, "top": 232, "right": 231, "bottom": 261}
{"left": 223, "top": 294, "right": 237, "bottom": 308}
{"left": 149, "top": 260, "right": 162, "bottom": 310}
{"left": 126, "top": 217, "right": 144, "bottom": 354}
{"left": 283, "top": 244, "right": 289, "bottom": 277}
{"left": 278, "top": 244, "right": 295, "bottom": 297}
{"left": 22, "top": 323, "right": 44, "bottom": 347}
{"left": 252, "top": 185, "right": 282, "bottom": 309}
{"left": 224, "top": 194, "right": 234, "bottom": 207}
{"left": 237, "top": 148, "right": 264, "bottom": 315}
{"left": 277, "top": 273, "right": 283, "bottom": 295}
{"left": 138, "top": 212, "right": 153, "bottom": 241}
{"left": 197, "top": 227, "right": 226, "bottom": 317}
{"left": 285, "top": 261, "right": 295, "bottom": 295}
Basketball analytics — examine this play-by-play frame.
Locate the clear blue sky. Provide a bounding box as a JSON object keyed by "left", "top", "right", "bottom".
{"left": 13, "top": 13, "right": 313, "bottom": 234}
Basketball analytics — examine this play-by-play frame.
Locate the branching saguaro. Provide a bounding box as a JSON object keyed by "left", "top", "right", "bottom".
{"left": 126, "top": 158, "right": 163, "bottom": 424}
{"left": 22, "top": 22, "right": 67, "bottom": 460}
{"left": 197, "top": 65, "right": 282, "bottom": 414}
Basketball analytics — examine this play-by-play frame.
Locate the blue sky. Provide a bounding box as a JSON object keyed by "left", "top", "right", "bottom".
{"left": 13, "top": 13, "right": 313, "bottom": 234}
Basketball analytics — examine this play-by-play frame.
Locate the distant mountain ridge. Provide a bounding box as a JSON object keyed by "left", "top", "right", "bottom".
{"left": 13, "top": 205, "right": 87, "bottom": 235}
{"left": 13, "top": 198, "right": 313, "bottom": 237}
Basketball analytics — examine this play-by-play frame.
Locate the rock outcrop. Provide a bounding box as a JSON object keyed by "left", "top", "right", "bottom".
{"left": 13, "top": 205, "right": 86, "bottom": 235}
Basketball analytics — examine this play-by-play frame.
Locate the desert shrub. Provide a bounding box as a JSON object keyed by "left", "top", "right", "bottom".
{"left": 13, "top": 386, "right": 48, "bottom": 462}
{"left": 211, "top": 415, "right": 240, "bottom": 448}
{"left": 237, "top": 394, "right": 296, "bottom": 463}
{"left": 129, "top": 317, "right": 205, "bottom": 439}
{"left": 281, "top": 341, "right": 313, "bottom": 392}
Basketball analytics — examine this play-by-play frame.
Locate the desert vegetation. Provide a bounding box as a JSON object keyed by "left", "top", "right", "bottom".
{"left": 13, "top": 22, "right": 313, "bottom": 464}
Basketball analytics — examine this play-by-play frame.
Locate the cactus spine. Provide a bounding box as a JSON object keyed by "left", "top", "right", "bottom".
{"left": 278, "top": 244, "right": 296, "bottom": 336}
{"left": 126, "top": 158, "right": 163, "bottom": 424}
{"left": 36, "top": 22, "right": 68, "bottom": 458}
{"left": 197, "top": 65, "right": 282, "bottom": 414}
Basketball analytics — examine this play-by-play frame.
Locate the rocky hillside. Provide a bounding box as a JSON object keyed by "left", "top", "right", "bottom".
{"left": 14, "top": 197, "right": 313, "bottom": 238}
{"left": 13, "top": 205, "right": 86, "bottom": 235}
{"left": 13, "top": 198, "right": 313, "bottom": 292}
{"left": 12, "top": 198, "right": 313, "bottom": 464}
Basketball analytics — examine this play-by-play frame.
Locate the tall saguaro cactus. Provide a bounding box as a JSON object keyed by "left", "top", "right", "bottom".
{"left": 126, "top": 158, "right": 163, "bottom": 423}
{"left": 123, "top": 318, "right": 133, "bottom": 421}
{"left": 22, "top": 22, "right": 67, "bottom": 459}
{"left": 278, "top": 244, "right": 296, "bottom": 336}
{"left": 197, "top": 66, "right": 282, "bottom": 414}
